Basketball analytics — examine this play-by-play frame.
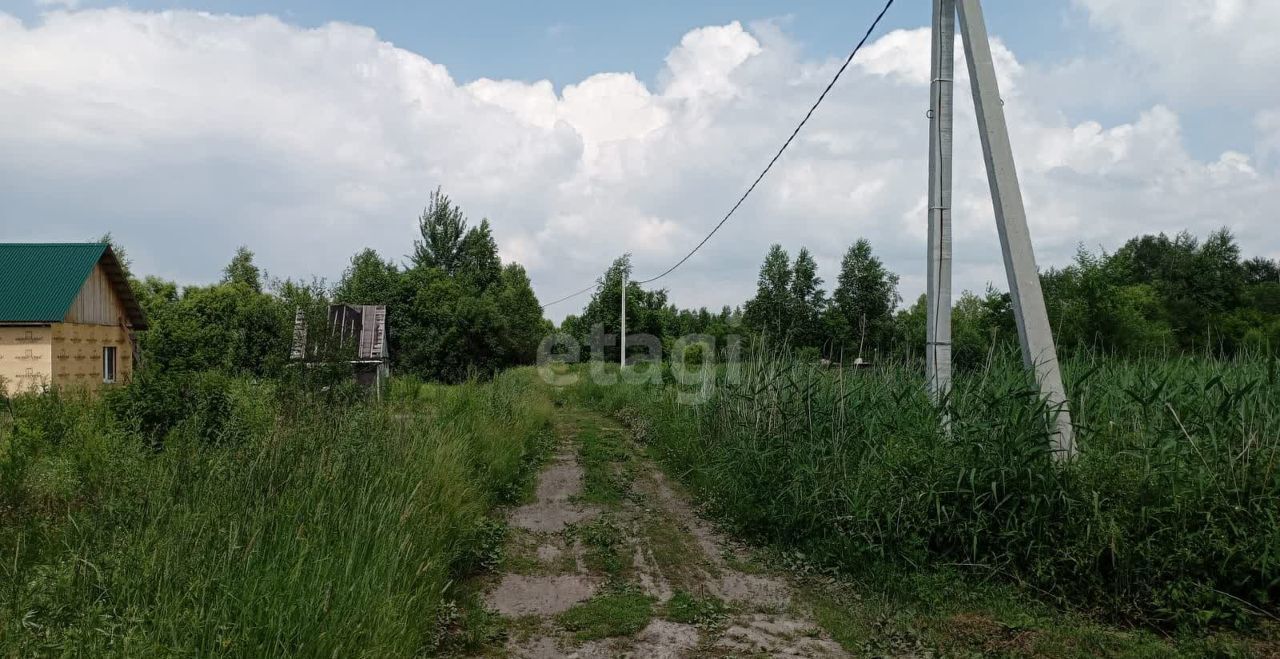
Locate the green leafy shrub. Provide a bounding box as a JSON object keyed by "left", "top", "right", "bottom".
{"left": 103, "top": 369, "right": 273, "bottom": 447}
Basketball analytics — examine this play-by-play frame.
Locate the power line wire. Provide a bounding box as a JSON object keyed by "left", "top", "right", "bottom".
{"left": 635, "top": 0, "right": 897, "bottom": 285}
{"left": 539, "top": 280, "right": 601, "bottom": 310}
{"left": 539, "top": 0, "right": 897, "bottom": 306}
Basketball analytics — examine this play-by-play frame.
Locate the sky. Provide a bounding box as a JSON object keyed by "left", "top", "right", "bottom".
{"left": 2, "top": 0, "right": 1278, "bottom": 322}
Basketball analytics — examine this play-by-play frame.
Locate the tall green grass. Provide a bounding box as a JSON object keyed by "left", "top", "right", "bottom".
{"left": 0, "top": 368, "right": 551, "bottom": 656}
{"left": 568, "top": 353, "right": 1280, "bottom": 629}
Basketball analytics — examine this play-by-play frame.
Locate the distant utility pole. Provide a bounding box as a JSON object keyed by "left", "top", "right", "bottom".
{"left": 930, "top": 0, "right": 1076, "bottom": 459}
{"left": 620, "top": 271, "right": 627, "bottom": 370}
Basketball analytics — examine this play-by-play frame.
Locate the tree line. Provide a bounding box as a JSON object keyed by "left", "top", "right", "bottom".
{"left": 562, "top": 228, "right": 1280, "bottom": 366}
{"left": 122, "top": 189, "right": 548, "bottom": 385}
{"left": 117, "top": 210, "right": 1279, "bottom": 386}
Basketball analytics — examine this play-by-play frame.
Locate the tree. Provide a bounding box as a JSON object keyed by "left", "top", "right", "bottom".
{"left": 563, "top": 255, "right": 674, "bottom": 363}
{"left": 952, "top": 290, "right": 1001, "bottom": 368}
{"left": 789, "top": 247, "right": 827, "bottom": 352}
{"left": 391, "top": 262, "right": 546, "bottom": 382}
{"left": 334, "top": 248, "right": 399, "bottom": 305}
{"left": 1244, "top": 257, "right": 1280, "bottom": 285}
{"left": 743, "top": 245, "right": 793, "bottom": 342}
{"left": 496, "top": 263, "right": 551, "bottom": 364}
{"left": 1114, "top": 228, "right": 1244, "bottom": 350}
{"left": 1195, "top": 228, "right": 1246, "bottom": 312}
{"left": 138, "top": 279, "right": 290, "bottom": 377}
{"left": 1246, "top": 281, "right": 1280, "bottom": 316}
{"left": 120, "top": 185, "right": 553, "bottom": 384}
{"left": 389, "top": 189, "right": 549, "bottom": 380}
{"left": 96, "top": 232, "right": 135, "bottom": 280}
{"left": 222, "top": 246, "right": 263, "bottom": 293}
{"left": 392, "top": 267, "right": 478, "bottom": 381}
{"left": 827, "top": 239, "right": 900, "bottom": 359}
{"left": 135, "top": 276, "right": 179, "bottom": 313}
{"left": 411, "top": 188, "right": 468, "bottom": 274}
{"left": 1041, "top": 246, "right": 1172, "bottom": 355}
{"left": 893, "top": 294, "right": 928, "bottom": 362}
{"left": 458, "top": 219, "right": 503, "bottom": 293}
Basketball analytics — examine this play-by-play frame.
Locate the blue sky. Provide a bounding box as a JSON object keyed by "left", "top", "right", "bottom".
{"left": 3, "top": 2, "right": 1090, "bottom": 83}
{"left": 1, "top": 0, "right": 1277, "bottom": 318}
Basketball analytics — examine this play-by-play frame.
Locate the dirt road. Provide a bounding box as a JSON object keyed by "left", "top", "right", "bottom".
{"left": 477, "top": 404, "right": 849, "bottom": 658}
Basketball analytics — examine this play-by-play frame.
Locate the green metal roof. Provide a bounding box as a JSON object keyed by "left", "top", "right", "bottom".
{"left": 0, "top": 243, "right": 148, "bottom": 329}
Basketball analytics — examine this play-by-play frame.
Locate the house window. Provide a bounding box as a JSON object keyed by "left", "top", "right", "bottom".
{"left": 102, "top": 346, "right": 117, "bottom": 384}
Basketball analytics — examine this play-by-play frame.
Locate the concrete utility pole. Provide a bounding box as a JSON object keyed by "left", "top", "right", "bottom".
{"left": 926, "top": 0, "right": 955, "bottom": 403}
{"left": 952, "top": 0, "right": 1075, "bottom": 458}
{"left": 620, "top": 271, "right": 627, "bottom": 370}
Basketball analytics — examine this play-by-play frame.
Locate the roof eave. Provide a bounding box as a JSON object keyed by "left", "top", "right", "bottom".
{"left": 97, "top": 246, "right": 149, "bottom": 330}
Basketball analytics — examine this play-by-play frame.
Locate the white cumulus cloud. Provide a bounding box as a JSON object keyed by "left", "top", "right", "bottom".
{"left": 1, "top": 8, "right": 1277, "bottom": 322}
{"left": 1076, "top": 0, "right": 1280, "bottom": 105}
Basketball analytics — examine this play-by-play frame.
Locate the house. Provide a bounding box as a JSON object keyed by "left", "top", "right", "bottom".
{"left": 290, "top": 304, "right": 389, "bottom": 395}
{"left": 0, "top": 243, "right": 148, "bottom": 394}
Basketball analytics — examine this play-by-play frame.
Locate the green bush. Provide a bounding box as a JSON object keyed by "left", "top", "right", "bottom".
{"left": 103, "top": 369, "right": 274, "bottom": 447}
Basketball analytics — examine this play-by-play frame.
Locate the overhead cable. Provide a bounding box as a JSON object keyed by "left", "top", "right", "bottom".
{"left": 634, "top": 0, "right": 898, "bottom": 285}
{"left": 539, "top": 0, "right": 897, "bottom": 305}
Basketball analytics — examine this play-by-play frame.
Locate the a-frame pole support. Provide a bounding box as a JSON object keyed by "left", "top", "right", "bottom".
{"left": 926, "top": 0, "right": 955, "bottom": 405}
{"left": 955, "top": 0, "right": 1076, "bottom": 459}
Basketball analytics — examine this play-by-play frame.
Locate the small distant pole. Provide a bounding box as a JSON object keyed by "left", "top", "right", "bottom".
{"left": 620, "top": 271, "right": 627, "bottom": 370}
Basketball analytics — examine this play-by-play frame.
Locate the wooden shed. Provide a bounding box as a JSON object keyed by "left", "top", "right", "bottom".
{"left": 0, "top": 243, "right": 148, "bottom": 394}
{"left": 290, "top": 304, "right": 390, "bottom": 395}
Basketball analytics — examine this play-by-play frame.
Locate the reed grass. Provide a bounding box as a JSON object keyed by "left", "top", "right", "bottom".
{"left": 0, "top": 368, "right": 552, "bottom": 656}
{"left": 568, "top": 351, "right": 1280, "bottom": 629}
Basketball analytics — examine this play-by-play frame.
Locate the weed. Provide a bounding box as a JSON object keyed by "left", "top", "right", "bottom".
{"left": 453, "top": 517, "right": 509, "bottom": 574}
{"left": 556, "top": 586, "right": 654, "bottom": 641}
{"left": 430, "top": 593, "right": 506, "bottom": 654}
{"left": 663, "top": 589, "right": 729, "bottom": 627}
{"left": 571, "top": 516, "right": 627, "bottom": 578}
{"left": 574, "top": 420, "right": 632, "bottom": 506}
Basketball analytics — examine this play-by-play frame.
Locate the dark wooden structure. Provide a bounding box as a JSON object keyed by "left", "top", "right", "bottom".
{"left": 290, "top": 304, "right": 389, "bottom": 396}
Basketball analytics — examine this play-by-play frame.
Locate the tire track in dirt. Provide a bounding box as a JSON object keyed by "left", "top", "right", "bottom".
{"left": 476, "top": 405, "right": 849, "bottom": 658}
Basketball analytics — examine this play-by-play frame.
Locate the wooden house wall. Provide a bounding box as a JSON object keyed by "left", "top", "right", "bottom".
{"left": 64, "top": 262, "right": 130, "bottom": 327}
